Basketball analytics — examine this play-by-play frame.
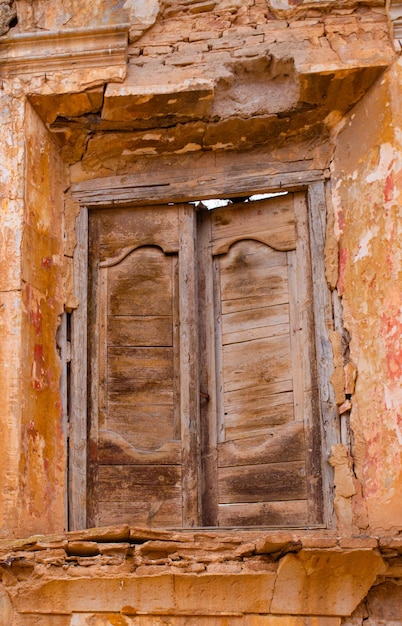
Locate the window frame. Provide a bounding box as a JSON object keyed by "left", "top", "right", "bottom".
{"left": 68, "top": 170, "right": 339, "bottom": 531}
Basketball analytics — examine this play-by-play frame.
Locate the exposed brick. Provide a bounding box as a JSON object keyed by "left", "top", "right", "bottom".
{"left": 142, "top": 45, "right": 174, "bottom": 56}
{"left": 165, "top": 53, "right": 205, "bottom": 66}
{"left": 176, "top": 41, "right": 210, "bottom": 53}
{"left": 338, "top": 537, "right": 378, "bottom": 549}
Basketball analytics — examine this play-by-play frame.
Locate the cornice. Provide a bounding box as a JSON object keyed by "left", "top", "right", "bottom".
{"left": 0, "top": 24, "right": 129, "bottom": 75}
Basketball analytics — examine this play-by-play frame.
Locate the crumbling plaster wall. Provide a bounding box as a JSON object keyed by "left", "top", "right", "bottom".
{"left": 0, "top": 0, "right": 401, "bottom": 623}
{"left": 20, "top": 101, "right": 66, "bottom": 536}
{"left": 331, "top": 58, "right": 402, "bottom": 534}
{"left": 0, "top": 0, "right": 398, "bottom": 555}
{"left": 0, "top": 89, "right": 66, "bottom": 539}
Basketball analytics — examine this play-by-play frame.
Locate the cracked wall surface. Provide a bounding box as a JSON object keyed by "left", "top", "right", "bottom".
{"left": 331, "top": 58, "right": 402, "bottom": 535}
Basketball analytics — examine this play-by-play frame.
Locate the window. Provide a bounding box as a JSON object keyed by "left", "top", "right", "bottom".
{"left": 85, "top": 191, "right": 323, "bottom": 528}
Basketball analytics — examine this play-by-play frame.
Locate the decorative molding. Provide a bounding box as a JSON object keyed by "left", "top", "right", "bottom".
{"left": 0, "top": 24, "right": 129, "bottom": 75}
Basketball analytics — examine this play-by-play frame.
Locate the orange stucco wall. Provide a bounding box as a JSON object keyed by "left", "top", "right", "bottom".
{"left": 332, "top": 59, "right": 402, "bottom": 533}
{"left": 18, "top": 102, "right": 66, "bottom": 536}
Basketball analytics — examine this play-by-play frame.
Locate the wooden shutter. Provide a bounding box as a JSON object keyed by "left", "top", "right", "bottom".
{"left": 89, "top": 206, "right": 188, "bottom": 527}
{"left": 87, "top": 194, "right": 322, "bottom": 528}
{"left": 198, "top": 193, "right": 322, "bottom": 527}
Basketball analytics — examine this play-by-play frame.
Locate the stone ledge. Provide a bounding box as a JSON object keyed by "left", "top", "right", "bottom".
{"left": 0, "top": 528, "right": 395, "bottom": 619}
{"left": 0, "top": 526, "right": 400, "bottom": 555}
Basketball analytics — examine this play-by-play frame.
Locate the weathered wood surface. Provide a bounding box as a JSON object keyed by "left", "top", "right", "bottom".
{"left": 211, "top": 196, "right": 297, "bottom": 254}
{"left": 99, "top": 430, "right": 182, "bottom": 464}
{"left": 108, "top": 347, "right": 174, "bottom": 398}
{"left": 308, "top": 183, "right": 337, "bottom": 526}
{"left": 221, "top": 394, "right": 295, "bottom": 440}
{"left": 106, "top": 402, "right": 176, "bottom": 450}
{"left": 222, "top": 307, "right": 289, "bottom": 345}
{"left": 108, "top": 316, "right": 172, "bottom": 347}
{"left": 197, "top": 208, "right": 219, "bottom": 526}
{"left": 178, "top": 205, "right": 201, "bottom": 526}
{"left": 69, "top": 207, "right": 89, "bottom": 530}
{"left": 97, "top": 465, "right": 182, "bottom": 527}
{"left": 222, "top": 335, "right": 292, "bottom": 393}
{"left": 219, "top": 242, "right": 289, "bottom": 313}
{"left": 72, "top": 168, "right": 325, "bottom": 207}
{"left": 107, "top": 247, "right": 175, "bottom": 316}
{"left": 219, "top": 461, "right": 307, "bottom": 503}
{"left": 94, "top": 206, "right": 180, "bottom": 260}
{"left": 85, "top": 191, "right": 325, "bottom": 528}
{"left": 218, "top": 421, "right": 305, "bottom": 467}
{"left": 97, "top": 499, "right": 183, "bottom": 527}
{"left": 88, "top": 207, "right": 183, "bottom": 528}
{"left": 217, "top": 500, "right": 308, "bottom": 527}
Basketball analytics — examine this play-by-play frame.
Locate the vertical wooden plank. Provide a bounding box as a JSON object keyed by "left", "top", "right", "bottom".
{"left": 97, "top": 268, "right": 108, "bottom": 433}
{"left": 287, "top": 249, "right": 305, "bottom": 426}
{"left": 179, "top": 204, "right": 201, "bottom": 526}
{"left": 197, "top": 208, "right": 218, "bottom": 526}
{"left": 86, "top": 210, "right": 101, "bottom": 528}
{"left": 291, "top": 193, "right": 323, "bottom": 525}
{"left": 172, "top": 256, "right": 181, "bottom": 441}
{"left": 213, "top": 257, "right": 225, "bottom": 445}
{"left": 69, "top": 207, "right": 88, "bottom": 530}
{"left": 308, "top": 182, "right": 339, "bottom": 528}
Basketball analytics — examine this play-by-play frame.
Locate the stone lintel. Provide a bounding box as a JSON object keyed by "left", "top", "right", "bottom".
{"left": 11, "top": 573, "right": 276, "bottom": 615}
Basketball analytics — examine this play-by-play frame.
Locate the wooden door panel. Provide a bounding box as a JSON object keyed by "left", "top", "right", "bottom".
{"left": 106, "top": 403, "right": 176, "bottom": 450}
{"left": 207, "top": 195, "right": 315, "bottom": 526}
{"left": 217, "top": 500, "right": 308, "bottom": 527}
{"left": 222, "top": 335, "right": 293, "bottom": 392}
{"left": 97, "top": 465, "right": 183, "bottom": 527}
{"left": 222, "top": 391, "right": 295, "bottom": 439}
{"left": 218, "top": 460, "right": 307, "bottom": 503}
{"left": 108, "top": 316, "right": 172, "bottom": 347}
{"left": 108, "top": 347, "right": 174, "bottom": 392}
{"left": 98, "top": 499, "right": 183, "bottom": 527}
{"left": 107, "top": 247, "right": 175, "bottom": 316}
{"left": 222, "top": 303, "right": 290, "bottom": 345}
{"left": 88, "top": 207, "right": 182, "bottom": 528}
{"left": 96, "top": 206, "right": 180, "bottom": 262}
{"left": 98, "top": 430, "right": 182, "bottom": 464}
{"left": 210, "top": 196, "right": 297, "bottom": 254}
{"left": 219, "top": 255, "right": 289, "bottom": 311}
{"left": 218, "top": 421, "right": 305, "bottom": 466}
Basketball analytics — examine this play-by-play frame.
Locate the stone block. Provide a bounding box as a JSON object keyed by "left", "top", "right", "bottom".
{"left": 12, "top": 571, "right": 273, "bottom": 616}
{"left": 70, "top": 616, "right": 245, "bottom": 626}
{"left": 30, "top": 89, "right": 104, "bottom": 125}
{"left": 366, "top": 581, "right": 402, "bottom": 621}
{"left": 244, "top": 617, "right": 341, "bottom": 626}
{"left": 338, "top": 538, "right": 378, "bottom": 549}
{"left": 0, "top": 589, "right": 13, "bottom": 626}
{"left": 270, "top": 549, "right": 387, "bottom": 616}
{"left": 14, "top": 575, "right": 176, "bottom": 614}
{"left": 13, "top": 615, "right": 71, "bottom": 626}
{"left": 102, "top": 80, "right": 214, "bottom": 123}
{"left": 171, "top": 573, "right": 275, "bottom": 614}
{"left": 67, "top": 542, "right": 100, "bottom": 557}
{"left": 142, "top": 45, "right": 174, "bottom": 56}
